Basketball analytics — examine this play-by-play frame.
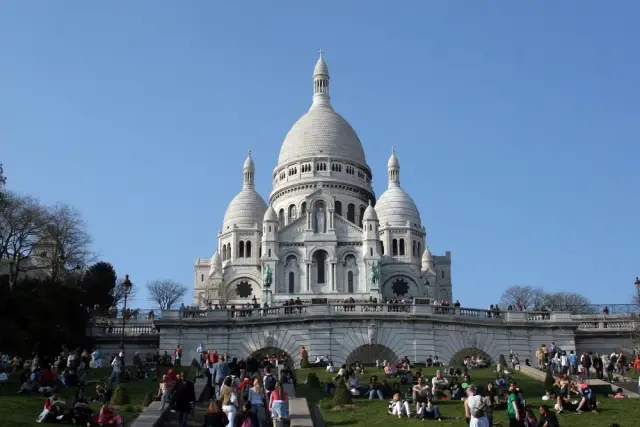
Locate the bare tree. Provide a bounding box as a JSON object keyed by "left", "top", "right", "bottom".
{"left": 199, "top": 281, "right": 221, "bottom": 307}
{"left": 0, "top": 192, "right": 48, "bottom": 289}
{"left": 111, "top": 276, "right": 139, "bottom": 307}
{"left": 0, "top": 163, "right": 6, "bottom": 202}
{"left": 39, "top": 203, "right": 94, "bottom": 283}
{"left": 541, "top": 292, "right": 594, "bottom": 314}
{"left": 146, "top": 279, "right": 187, "bottom": 310}
{"left": 499, "top": 285, "right": 544, "bottom": 311}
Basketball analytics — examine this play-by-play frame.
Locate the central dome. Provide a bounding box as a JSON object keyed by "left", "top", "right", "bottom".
{"left": 277, "top": 104, "right": 367, "bottom": 167}
{"left": 276, "top": 53, "right": 368, "bottom": 168}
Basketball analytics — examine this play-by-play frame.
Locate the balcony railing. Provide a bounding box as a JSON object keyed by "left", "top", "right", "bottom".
{"left": 90, "top": 325, "right": 158, "bottom": 337}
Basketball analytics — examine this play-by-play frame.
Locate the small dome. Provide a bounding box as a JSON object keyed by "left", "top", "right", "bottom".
{"left": 277, "top": 105, "right": 367, "bottom": 166}
{"left": 421, "top": 248, "right": 432, "bottom": 263}
{"left": 243, "top": 151, "right": 254, "bottom": 171}
{"left": 376, "top": 186, "right": 421, "bottom": 228}
{"left": 314, "top": 55, "right": 329, "bottom": 76}
{"left": 263, "top": 205, "right": 278, "bottom": 222}
{"left": 211, "top": 251, "right": 222, "bottom": 268}
{"left": 222, "top": 189, "right": 267, "bottom": 230}
{"left": 362, "top": 200, "right": 378, "bottom": 221}
{"left": 388, "top": 148, "right": 400, "bottom": 169}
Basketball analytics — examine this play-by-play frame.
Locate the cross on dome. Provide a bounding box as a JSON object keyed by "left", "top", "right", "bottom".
{"left": 318, "top": 48, "right": 324, "bottom": 58}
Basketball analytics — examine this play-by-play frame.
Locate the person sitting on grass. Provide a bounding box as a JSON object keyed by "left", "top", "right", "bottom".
{"left": 347, "top": 372, "right": 361, "bottom": 396}
{"left": 367, "top": 375, "right": 384, "bottom": 400}
{"left": 412, "top": 377, "right": 432, "bottom": 412}
{"left": 98, "top": 402, "right": 123, "bottom": 427}
{"left": 537, "top": 404, "right": 560, "bottom": 427}
{"left": 417, "top": 398, "right": 442, "bottom": 421}
{"left": 387, "top": 392, "right": 411, "bottom": 418}
{"left": 608, "top": 387, "right": 627, "bottom": 398}
{"left": 36, "top": 389, "right": 67, "bottom": 423}
{"left": 70, "top": 388, "right": 94, "bottom": 426}
{"left": 0, "top": 368, "right": 8, "bottom": 393}
{"left": 450, "top": 381, "right": 464, "bottom": 400}
{"left": 523, "top": 407, "right": 537, "bottom": 427}
{"left": 431, "top": 370, "right": 450, "bottom": 399}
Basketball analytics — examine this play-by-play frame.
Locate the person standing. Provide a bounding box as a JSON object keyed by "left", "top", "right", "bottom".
{"left": 172, "top": 373, "right": 196, "bottom": 427}
{"left": 174, "top": 345, "right": 183, "bottom": 368}
{"left": 109, "top": 355, "right": 121, "bottom": 388}
{"left": 507, "top": 382, "right": 524, "bottom": 427}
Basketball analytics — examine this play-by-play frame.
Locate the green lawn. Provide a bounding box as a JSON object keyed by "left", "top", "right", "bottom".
{"left": 0, "top": 366, "right": 194, "bottom": 427}
{"left": 295, "top": 367, "right": 638, "bottom": 427}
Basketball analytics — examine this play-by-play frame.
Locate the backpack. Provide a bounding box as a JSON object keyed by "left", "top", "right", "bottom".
{"left": 240, "top": 415, "right": 254, "bottom": 427}
{"left": 265, "top": 375, "right": 277, "bottom": 391}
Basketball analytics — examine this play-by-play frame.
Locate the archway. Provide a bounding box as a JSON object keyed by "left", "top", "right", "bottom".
{"left": 249, "top": 347, "right": 295, "bottom": 368}
{"left": 312, "top": 250, "right": 328, "bottom": 285}
{"left": 448, "top": 348, "right": 493, "bottom": 367}
{"left": 346, "top": 344, "right": 397, "bottom": 365}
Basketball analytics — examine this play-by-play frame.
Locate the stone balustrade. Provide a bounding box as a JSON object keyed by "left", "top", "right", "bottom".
{"left": 150, "top": 303, "right": 637, "bottom": 330}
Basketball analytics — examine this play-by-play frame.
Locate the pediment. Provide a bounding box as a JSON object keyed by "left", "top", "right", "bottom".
{"left": 335, "top": 216, "right": 363, "bottom": 240}
{"left": 277, "top": 216, "right": 307, "bottom": 242}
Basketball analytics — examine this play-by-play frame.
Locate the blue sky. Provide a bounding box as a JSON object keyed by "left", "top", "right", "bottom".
{"left": 1, "top": 1, "right": 639, "bottom": 309}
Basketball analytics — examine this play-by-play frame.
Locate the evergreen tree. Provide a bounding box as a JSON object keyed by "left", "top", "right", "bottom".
{"left": 332, "top": 376, "right": 353, "bottom": 407}
{"left": 544, "top": 369, "right": 555, "bottom": 391}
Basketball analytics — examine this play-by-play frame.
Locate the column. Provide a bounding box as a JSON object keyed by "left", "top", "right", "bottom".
{"left": 330, "top": 263, "right": 336, "bottom": 291}
{"left": 306, "top": 262, "right": 311, "bottom": 292}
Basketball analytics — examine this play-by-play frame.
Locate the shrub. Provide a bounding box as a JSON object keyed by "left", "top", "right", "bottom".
{"left": 300, "top": 354, "right": 310, "bottom": 369}
{"left": 142, "top": 392, "right": 154, "bottom": 407}
{"left": 332, "top": 376, "right": 353, "bottom": 407}
{"left": 111, "top": 385, "right": 131, "bottom": 406}
{"left": 544, "top": 370, "right": 555, "bottom": 391}
{"left": 499, "top": 354, "right": 508, "bottom": 367}
{"left": 306, "top": 372, "right": 320, "bottom": 388}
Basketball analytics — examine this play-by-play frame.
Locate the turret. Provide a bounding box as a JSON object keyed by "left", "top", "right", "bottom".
{"left": 261, "top": 206, "right": 279, "bottom": 260}
{"left": 361, "top": 200, "right": 381, "bottom": 260}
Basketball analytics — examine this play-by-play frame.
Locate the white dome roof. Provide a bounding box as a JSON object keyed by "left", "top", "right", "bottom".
{"left": 376, "top": 186, "right": 421, "bottom": 228}
{"left": 388, "top": 149, "right": 400, "bottom": 168}
{"left": 263, "top": 205, "right": 278, "bottom": 222}
{"left": 222, "top": 189, "right": 267, "bottom": 230}
{"left": 277, "top": 104, "right": 367, "bottom": 167}
{"left": 314, "top": 55, "right": 329, "bottom": 76}
{"left": 362, "top": 200, "right": 378, "bottom": 221}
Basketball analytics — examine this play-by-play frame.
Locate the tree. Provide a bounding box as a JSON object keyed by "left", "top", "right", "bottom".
{"left": 199, "top": 281, "right": 221, "bottom": 307}
{"left": 146, "top": 279, "right": 187, "bottom": 310}
{"left": 82, "top": 261, "right": 117, "bottom": 309}
{"left": 0, "top": 162, "right": 6, "bottom": 202}
{"left": 499, "top": 286, "right": 544, "bottom": 311}
{"left": 0, "top": 192, "right": 48, "bottom": 289}
{"left": 544, "top": 370, "right": 555, "bottom": 390}
{"left": 40, "top": 203, "right": 93, "bottom": 283}
{"left": 541, "top": 292, "right": 594, "bottom": 314}
{"left": 113, "top": 276, "right": 139, "bottom": 307}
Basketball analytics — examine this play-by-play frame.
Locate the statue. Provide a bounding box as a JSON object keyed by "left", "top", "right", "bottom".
{"left": 300, "top": 346, "right": 310, "bottom": 368}
{"left": 263, "top": 265, "right": 272, "bottom": 289}
{"left": 315, "top": 207, "right": 326, "bottom": 233}
{"left": 369, "top": 262, "right": 379, "bottom": 287}
{"left": 367, "top": 323, "right": 377, "bottom": 344}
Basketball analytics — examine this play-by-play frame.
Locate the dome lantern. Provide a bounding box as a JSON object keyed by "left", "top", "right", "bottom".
{"left": 243, "top": 150, "right": 255, "bottom": 189}
{"left": 313, "top": 49, "right": 330, "bottom": 107}
{"left": 388, "top": 147, "right": 400, "bottom": 188}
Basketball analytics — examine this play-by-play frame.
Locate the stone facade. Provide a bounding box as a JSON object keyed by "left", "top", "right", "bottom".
{"left": 193, "top": 53, "right": 453, "bottom": 306}
{"left": 143, "top": 306, "right": 636, "bottom": 367}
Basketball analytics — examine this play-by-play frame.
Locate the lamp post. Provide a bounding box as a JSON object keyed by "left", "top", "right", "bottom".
{"left": 120, "top": 275, "right": 133, "bottom": 350}
{"left": 635, "top": 277, "right": 640, "bottom": 304}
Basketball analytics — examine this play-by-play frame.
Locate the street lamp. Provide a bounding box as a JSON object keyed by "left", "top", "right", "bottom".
{"left": 120, "top": 275, "right": 133, "bottom": 349}
{"left": 635, "top": 277, "right": 640, "bottom": 301}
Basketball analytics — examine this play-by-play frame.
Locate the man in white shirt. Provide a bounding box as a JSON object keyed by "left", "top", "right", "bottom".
{"left": 0, "top": 369, "right": 8, "bottom": 392}
{"left": 110, "top": 355, "right": 122, "bottom": 387}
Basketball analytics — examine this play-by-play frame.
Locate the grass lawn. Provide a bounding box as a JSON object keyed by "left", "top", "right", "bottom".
{"left": 295, "top": 367, "right": 639, "bottom": 427}
{"left": 0, "top": 366, "right": 195, "bottom": 427}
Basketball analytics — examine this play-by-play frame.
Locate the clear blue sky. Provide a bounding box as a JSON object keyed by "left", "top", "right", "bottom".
{"left": 2, "top": 1, "right": 639, "bottom": 309}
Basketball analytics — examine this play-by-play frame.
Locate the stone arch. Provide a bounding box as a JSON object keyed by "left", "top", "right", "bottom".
{"left": 249, "top": 347, "right": 295, "bottom": 368}
{"left": 346, "top": 344, "right": 398, "bottom": 365}
{"left": 382, "top": 274, "right": 420, "bottom": 298}
{"left": 308, "top": 246, "right": 336, "bottom": 261}
{"left": 340, "top": 250, "right": 359, "bottom": 263}
{"left": 448, "top": 348, "right": 493, "bottom": 367}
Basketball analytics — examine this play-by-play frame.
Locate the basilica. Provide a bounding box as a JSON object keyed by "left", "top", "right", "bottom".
{"left": 193, "top": 53, "right": 452, "bottom": 306}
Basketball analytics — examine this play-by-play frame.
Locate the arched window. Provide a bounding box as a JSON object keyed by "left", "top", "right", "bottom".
{"left": 368, "top": 224, "right": 372, "bottom": 231}
{"left": 288, "top": 272, "right": 295, "bottom": 293}
{"left": 246, "top": 241, "right": 252, "bottom": 257}
{"left": 335, "top": 201, "right": 342, "bottom": 216}
{"left": 238, "top": 241, "right": 245, "bottom": 258}
{"left": 347, "top": 203, "right": 356, "bottom": 223}
{"left": 201, "top": 274, "right": 204, "bottom": 282}
{"left": 278, "top": 209, "right": 285, "bottom": 227}
{"left": 392, "top": 239, "right": 398, "bottom": 256}
{"left": 315, "top": 250, "right": 326, "bottom": 284}
{"left": 399, "top": 239, "right": 405, "bottom": 256}
{"left": 222, "top": 245, "right": 227, "bottom": 260}
{"left": 227, "top": 243, "right": 232, "bottom": 260}
{"left": 359, "top": 205, "right": 366, "bottom": 228}
{"left": 348, "top": 271, "right": 354, "bottom": 293}
{"left": 258, "top": 247, "right": 261, "bottom": 258}
{"left": 369, "top": 247, "right": 373, "bottom": 256}
{"left": 412, "top": 240, "right": 416, "bottom": 257}
{"left": 301, "top": 202, "right": 307, "bottom": 215}
{"left": 288, "top": 204, "right": 297, "bottom": 223}
{"left": 417, "top": 242, "right": 421, "bottom": 256}
{"left": 268, "top": 249, "right": 272, "bottom": 257}
{"left": 380, "top": 241, "right": 385, "bottom": 255}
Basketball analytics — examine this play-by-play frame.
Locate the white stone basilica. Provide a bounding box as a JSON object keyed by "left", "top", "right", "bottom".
{"left": 193, "top": 53, "right": 452, "bottom": 306}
